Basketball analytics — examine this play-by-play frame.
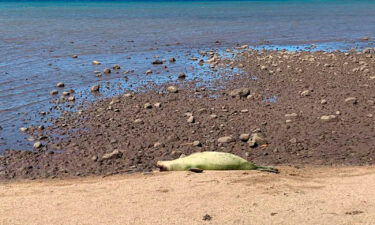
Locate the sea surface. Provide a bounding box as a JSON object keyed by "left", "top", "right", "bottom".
{"left": 0, "top": 0, "right": 375, "bottom": 152}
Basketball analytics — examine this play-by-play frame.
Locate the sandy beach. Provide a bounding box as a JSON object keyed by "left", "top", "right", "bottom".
{"left": 1, "top": 166, "right": 375, "bottom": 225}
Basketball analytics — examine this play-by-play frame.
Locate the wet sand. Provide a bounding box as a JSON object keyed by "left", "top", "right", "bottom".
{"left": 1, "top": 166, "right": 375, "bottom": 225}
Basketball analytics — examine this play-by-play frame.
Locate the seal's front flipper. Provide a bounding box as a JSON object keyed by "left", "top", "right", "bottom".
{"left": 188, "top": 168, "right": 204, "bottom": 173}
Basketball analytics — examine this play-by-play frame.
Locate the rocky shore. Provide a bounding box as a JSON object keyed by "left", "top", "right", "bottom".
{"left": 1, "top": 46, "right": 375, "bottom": 180}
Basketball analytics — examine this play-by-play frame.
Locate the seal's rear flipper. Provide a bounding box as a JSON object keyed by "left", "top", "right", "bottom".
{"left": 256, "top": 166, "right": 279, "bottom": 174}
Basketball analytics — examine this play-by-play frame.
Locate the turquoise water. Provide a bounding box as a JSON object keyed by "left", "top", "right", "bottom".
{"left": 0, "top": 0, "right": 375, "bottom": 151}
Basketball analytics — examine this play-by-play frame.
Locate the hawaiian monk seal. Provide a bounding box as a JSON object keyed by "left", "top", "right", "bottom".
{"left": 157, "top": 151, "right": 278, "bottom": 173}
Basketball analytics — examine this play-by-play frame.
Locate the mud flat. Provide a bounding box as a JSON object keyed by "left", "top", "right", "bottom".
{"left": 1, "top": 47, "right": 375, "bottom": 180}
{"left": 1, "top": 166, "right": 375, "bottom": 225}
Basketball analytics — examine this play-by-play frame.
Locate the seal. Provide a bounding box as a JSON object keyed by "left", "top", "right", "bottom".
{"left": 156, "top": 151, "right": 278, "bottom": 173}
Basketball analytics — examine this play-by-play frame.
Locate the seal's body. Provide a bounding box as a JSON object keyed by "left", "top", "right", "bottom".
{"left": 157, "top": 152, "right": 278, "bottom": 173}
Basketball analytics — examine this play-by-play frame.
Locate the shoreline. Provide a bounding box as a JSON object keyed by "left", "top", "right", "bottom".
{"left": 1, "top": 46, "right": 375, "bottom": 180}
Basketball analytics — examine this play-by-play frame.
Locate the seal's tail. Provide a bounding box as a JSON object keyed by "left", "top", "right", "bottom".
{"left": 255, "top": 166, "right": 279, "bottom": 174}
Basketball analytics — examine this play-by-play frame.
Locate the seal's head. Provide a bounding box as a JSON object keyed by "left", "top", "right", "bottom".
{"left": 156, "top": 161, "right": 169, "bottom": 171}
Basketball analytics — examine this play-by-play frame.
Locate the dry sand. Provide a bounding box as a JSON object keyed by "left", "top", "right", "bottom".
{"left": 1, "top": 166, "right": 375, "bottom": 225}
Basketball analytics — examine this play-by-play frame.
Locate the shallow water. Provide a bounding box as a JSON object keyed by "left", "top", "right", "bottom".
{"left": 1, "top": 0, "right": 375, "bottom": 152}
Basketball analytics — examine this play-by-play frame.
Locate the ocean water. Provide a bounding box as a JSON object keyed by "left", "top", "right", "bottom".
{"left": 0, "top": 0, "right": 375, "bottom": 152}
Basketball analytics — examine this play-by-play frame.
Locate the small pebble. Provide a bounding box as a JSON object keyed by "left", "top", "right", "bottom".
{"left": 19, "top": 127, "right": 28, "bottom": 132}
{"left": 56, "top": 82, "right": 65, "bottom": 88}
{"left": 300, "top": 90, "right": 310, "bottom": 97}
{"left": 239, "top": 133, "right": 250, "bottom": 141}
{"left": 33, "top": 141, "right": 42, "bottom": 149}
{"left": 144, "top": 103, "right": 153, "bottom": 109}
{"left": 218, "top": 136, "right": 234, "bottom": 143}
{"left": 68, "top": 96, "right": 75, "bottom": 101}
{"left": 91, "top": 85, "right": 100, "bottom": 92}
{"left": 193, "top": 141, "right": 202, "bottom": 147}
{"left": 320, "top": 115, "right": 338, "bottom": 122}
{"left": 344, "top": 97, "right": 358, "bottom": 104}
{"left": 50, "top": 90, "right": 58, "bottom": 95}
{"left": 187, "top": 116, "right": 195, "bottom": 123}
{"left": 167, "top": 86, "right": 178, "bottom": 93}
{"left": 112, "top": 64, "right": 121, "bottom": 70}
{"left": 178, "top": 72, "right": 186, "bottom": 79}
{"left": 103, "top": 68, "right": 111, "bottom": 74}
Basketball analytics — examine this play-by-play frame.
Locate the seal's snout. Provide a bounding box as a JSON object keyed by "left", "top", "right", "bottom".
{"left": 156, "top": 161, "right": 168, "bottom": 171}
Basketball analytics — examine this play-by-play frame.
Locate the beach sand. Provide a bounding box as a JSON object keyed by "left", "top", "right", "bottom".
{"left": 1, "top": 166, "right": 375, "bottom": 225}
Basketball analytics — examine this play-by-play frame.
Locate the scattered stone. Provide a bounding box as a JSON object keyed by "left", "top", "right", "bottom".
{"left": 112, "top": 64, "right": 121, "bottom": 70}
{"left": 50, "top": 90, "right": 58, "bottom": 95}
{"left": 367, "top": 114, "right": 373, "bottom": 118}
{"left": 178, "top": 72, "right": 186, "bottom": 79}
{"left": 19, "top": 127, "right": 28, "bottom": 132}
{"left": 154, "top": 142, "right": 163, "bottom": 148}
{"left": 144, "top": 103, "right": 153, "bottom": 109}
{"left": 101, "top": 150, "right": 122, "bottom": 160}
{"left": 345, "top": 97, "right": 358, "bottom": 104}
{"left": 320, "top": 115, "right": 338, "bottom": 122}
{"left": 167, "top": 86, "right": 178, "bottom": 93}
{"left": 92, "top": 60, "right": 101, "bottom": 65}
{"left": 210, "top": 114, "right": 217, "bottom": 119}
{"left": 361, "top": 36, "right": 370, "bottom": 41}
{"left": 154, "top": 102, "right": 162, "bottom": 108}
{"left": 124, "top": 93, "right": 134, "bottom": 98}
{"left": 184, "top": 112, "right": 193, "bottom": 117}
{"left": 193, "top": 141, "right": 202, "bottom": 147}
{"left": 91, "top": 85, "right": 100, "bottom": 92}
{"left": 218, "top": 136, "right": 234, "bottom": 143}
{"left": 91, "top": 156, "right": 98, "bottom": 161}
{"left": 71, "top": 55, "right": 78, "bottom": 58}
{"left": 56, "top": 82, "right": 65, "bottom": 88}
{"left": 239, "top": 133, "right": 250, "bottom": 142}
{"left": 134, "top": 119, "right": 144, "bottom": 124}
{"left": 300, "top": 90, "right": 310, "bottom": 97}
{"left": 241, "top": 109, "right": 249, "bottom": 113}
{"left": 103, "top": 68, "right": 111, "bottom": 74}
{"left": 169, "top": 57, "right": 176, "bottom": 63}
{"left": 228, "top": 88, "right": 250, "bottom": 98}
{"left": 67, "top": 96, "right": 75, "bottom": 101}
{"left": 289, "top": 138, "right": 297, "bottom": 144}
{"left": 248, "top": 133, "right": 267, "bottom": 147}
{"left": 321, "top": 99, "right": 327, "bottom": 104}
{"left": 145, "top": 70, "right": 153, "bottom": 75}
{"left": 62, "top": 91, "right": 70, "bottom": 96}
{"left": 152, "top": 59, "right": 163, "bottom": 65}
{"left": 285, "top": 113, "right": 298, "bottom": 118}
{"left": 187, "top": 116, "right": 195, "bottom": 123}
{"left": 33, "top": 141, "right": 42, "bottom": 149}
